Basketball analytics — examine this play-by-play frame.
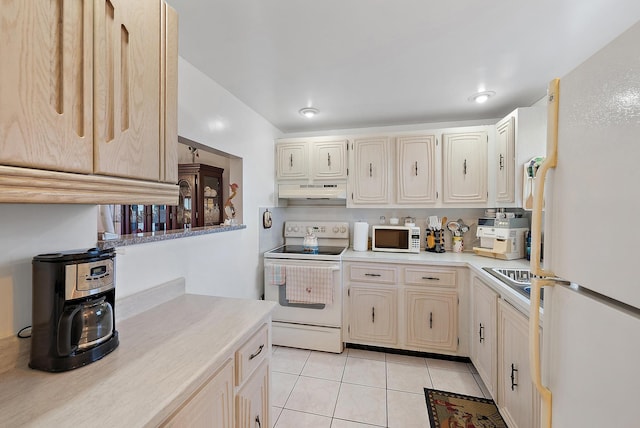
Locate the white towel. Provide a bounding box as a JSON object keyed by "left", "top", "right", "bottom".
{"left": 285, "top": 265, "right": 335, "bottom": 305}
{"left": 266, "top": 264, "right": 286, "bottom": 285}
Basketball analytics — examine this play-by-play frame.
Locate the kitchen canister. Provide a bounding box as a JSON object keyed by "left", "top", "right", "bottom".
{"left": 353, "top": 221, "right": 369, "bottom": 251}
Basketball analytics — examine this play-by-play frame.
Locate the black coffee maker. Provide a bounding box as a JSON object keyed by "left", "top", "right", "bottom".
{"left": 30, "top": 247, "right": 119, "bottom": 372}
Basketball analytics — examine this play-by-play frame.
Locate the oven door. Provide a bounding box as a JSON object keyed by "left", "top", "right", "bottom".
{"left": 264, "top": 258, "right": 342, "bottom": 327}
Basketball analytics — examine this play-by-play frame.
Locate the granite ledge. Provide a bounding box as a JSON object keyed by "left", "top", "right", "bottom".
{"left": 97, "top": 224, "right": 246, "bottom": 249}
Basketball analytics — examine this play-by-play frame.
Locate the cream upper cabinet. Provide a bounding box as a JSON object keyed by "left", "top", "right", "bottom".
{"left": 312, "top": 140, "right": 348, "bottom": 180}
{"left": 471, "top": 276, "right": 499, "bottom": 399}
{"left": 497, "top": 300, "right": 540, "bottom": 428}
{"left": 349, "top": 137, "right": 390, "bottom": 205}
{"left": 276, "top": 142, "right": 308, "bottom": 180}
{"left": 442, "top": 131, "right": 488, "bottom": 203}
{"left": 494, "top": 107, "right": 547, "bottom": 209}
{"left": 276, "top": 139, "right": 348, "bottom": 182}
{"left": 0, "top": 0, "right": 178, "bottom": 203}
{"left": 495, "top": 117, "right": 515, "bottom": 203}
{"left": 396, "top": 135, "right": 438, "bottom": 205}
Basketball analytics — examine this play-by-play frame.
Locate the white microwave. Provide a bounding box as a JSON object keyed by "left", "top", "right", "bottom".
{"left": 371, "top": 225, "right": 421, "bottom": 253}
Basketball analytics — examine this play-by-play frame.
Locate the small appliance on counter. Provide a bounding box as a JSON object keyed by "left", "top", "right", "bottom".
{"left": 473, "top": 217, "right": 529, "bottom": 260}
{"left": 30, "top": 247, "right": 119, "bottom": 372}
{"left": 371, "top": 225, "right": 421, "bottom": 253}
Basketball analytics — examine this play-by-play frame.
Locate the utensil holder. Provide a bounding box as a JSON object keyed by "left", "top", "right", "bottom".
{"left": 426, "top": 229, "right": 446, "bottom": 253}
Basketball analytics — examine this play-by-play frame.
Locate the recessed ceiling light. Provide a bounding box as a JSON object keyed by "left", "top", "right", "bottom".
{"left": 299, "top": 107, "right": 319, "bottom": 118}
{"left": 468, "top": 91, "right": 496, "bottom": 104}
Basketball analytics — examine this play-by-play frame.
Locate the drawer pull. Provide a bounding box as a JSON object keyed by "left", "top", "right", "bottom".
{"left": 421, "top": 276, "right": 440, "bottom": 281}
{"left": 479, "top": 323, "right": 484, "bottom": 343}
{"left": 249, "top": 344, "right": 264, "bottom": 361}
{"left": 365, "top": 273, "right": 381, "bottom": 277}
{"left": 372, "top": 307, "right": 375, "bottom": 323}
{"left": 429, "top": 312, "right": 433, "bottom": 329}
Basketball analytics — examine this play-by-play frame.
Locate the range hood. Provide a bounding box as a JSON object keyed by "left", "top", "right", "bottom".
{"left": 278, "top": 183, "right": 347, "bottom": 199}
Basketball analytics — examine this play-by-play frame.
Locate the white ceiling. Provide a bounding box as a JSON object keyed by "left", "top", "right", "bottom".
{"left": 166, "top": 0, "right": 640, "bottom": 133}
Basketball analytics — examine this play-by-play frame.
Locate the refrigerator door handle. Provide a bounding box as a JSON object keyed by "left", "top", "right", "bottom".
{"left": 529, "top": 77, "right": 560, "bottom": 428}
{"left": 530, "top": 78, "right": 559, "bottom": 279}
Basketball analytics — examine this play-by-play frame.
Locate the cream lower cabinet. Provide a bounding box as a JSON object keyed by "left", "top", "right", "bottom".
{"left": 344, "top": 262, "right": 460, "bottom": 354}
{"left": 497, "top": 300, "right": 540, "bottom": 428}
{"left": 405, "top": 289, "right": 458, "bottom": 352}
{"left": 162, "top": 324, "right": 270, "bottom": 428}
{"left": 470, "top": 276, "right": 499, "bottom": 398}
{"left": 348, "top": 285, "right": 398, "bottom": 345}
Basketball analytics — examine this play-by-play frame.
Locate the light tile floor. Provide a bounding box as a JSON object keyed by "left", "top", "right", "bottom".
{"left": 271, "top": 346, "right": 491, "bottom": 428}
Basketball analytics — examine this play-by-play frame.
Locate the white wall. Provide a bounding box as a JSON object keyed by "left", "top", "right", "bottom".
{"left": 0, "top": 57, "right": 282, "bottom": 339}
{"left": 0, "top": 205, "right": 98, "bottom": 338}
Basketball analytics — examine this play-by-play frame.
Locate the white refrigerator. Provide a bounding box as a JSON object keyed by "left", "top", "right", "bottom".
{"left": 529, "top": 21, "right": 640, "bottom": 428}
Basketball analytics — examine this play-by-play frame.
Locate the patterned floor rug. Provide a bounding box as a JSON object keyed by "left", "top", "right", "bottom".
{"left": 424, "top": 388, "right": 508, "bottom": 427}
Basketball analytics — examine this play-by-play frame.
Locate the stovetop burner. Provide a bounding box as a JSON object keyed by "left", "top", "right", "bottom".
{"left": 268, "top": 245, "right": 346, "bottom": 256}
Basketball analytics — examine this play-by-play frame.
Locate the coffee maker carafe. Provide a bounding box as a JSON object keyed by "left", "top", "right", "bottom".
{"left": 30, "top": 248, "right": 119, "bottom": 372}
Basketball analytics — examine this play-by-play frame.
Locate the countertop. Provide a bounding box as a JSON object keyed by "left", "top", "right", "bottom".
{"left": 342, "top": 249, "right": 536, "bottom": 316}
{"left": 0, "top": 295, "right": 276, "bottom": 427}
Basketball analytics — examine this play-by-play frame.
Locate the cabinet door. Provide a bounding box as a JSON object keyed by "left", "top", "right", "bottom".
{"left": 405, "top": 289, "right": 458, "bottom": 352}
{"left": 236, "top": 361, "right": 269, "bottom": 428}
{"left": 276, "top": 142, "right": 308, "bottom": 180}
{"left": 312, "top": 140, "right": 348, "bottom": 180}
{"left": 93, "top": 0, "right": 161, "bottom": 181}
{"left": 471, "top": 278, "right": 498, "bottom": 398}
{"left": 348, "top": 286, "right": 397, "bottom": 345}
{"left": 498, "top": 300, "right": 540, "bottom": 428}
{"left": 163, "top": 359, "right": 234, "bottom": 428}
{"left": 0, "top": 0, "right": 93, "bottom": 173}
{"left": 396, "top": 135, "right": 437, "bottom": 204}
{"left": 350, "top": 137, "right": 390, "bottom": 205}
{"left": 161, "top": 3, "right": 179, "bottom": 184}
{"left": 495, "top": 116, "right": 515, "bottom": 203}
{"left": 442, "top": 132, "right": 488, "bottom": 203}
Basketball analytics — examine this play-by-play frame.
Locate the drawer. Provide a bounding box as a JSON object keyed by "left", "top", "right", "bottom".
{"left": 349, "top": 264, "right": 397, "bottom": 284}
{"left": 235, "top": 323, "right": 269, "bottom": 386}
{"left": 404, "top": 267, "right": 457, "bottom": 288}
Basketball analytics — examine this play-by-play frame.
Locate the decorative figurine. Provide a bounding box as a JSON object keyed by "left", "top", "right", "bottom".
{"left": 224, "top": 183, "right": 239, "bottom": 224}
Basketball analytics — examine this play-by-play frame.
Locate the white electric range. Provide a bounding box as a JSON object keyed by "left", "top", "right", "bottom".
{"left": 263, "top": 221, "right": 349, "bottom": 353}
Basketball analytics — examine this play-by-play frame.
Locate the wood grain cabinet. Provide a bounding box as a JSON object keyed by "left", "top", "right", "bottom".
{"left": 177, "top": 163, "right": 224, "bottom": 228}
{"left": 0, "top": 0, "right": 178, "bottom": 204}
{"left": 162, "top": 359, "right": 234, "bottom": 428}
{"left": 162, "top": 323, "right": 271, "bottom": 428}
